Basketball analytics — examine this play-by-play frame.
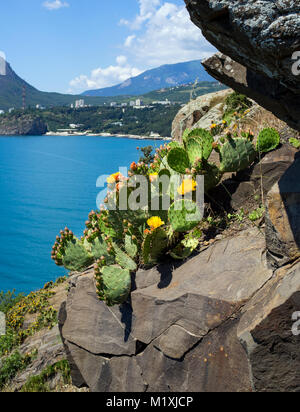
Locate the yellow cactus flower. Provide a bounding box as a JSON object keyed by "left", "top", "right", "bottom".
{"left": 177, "top": 179, "right": 197, "bottom": 195}
{"left": 210, "top": 123, "right": 217, "bottom": 129}
{"left": 107, "top": 172, "right": 122, "bottom": 184}
{"left": 149, "top": 173, "right": 158, "bottom": 183}
{"left": 147, "top": 216, "right": 165, "bottom": 230}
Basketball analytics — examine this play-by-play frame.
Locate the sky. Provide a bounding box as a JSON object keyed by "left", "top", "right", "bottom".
{"left": 0, "top": 0, "right": 215, "bottom": 94}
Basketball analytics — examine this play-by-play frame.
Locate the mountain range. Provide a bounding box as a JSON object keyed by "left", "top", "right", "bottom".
{"left": 82, "top": 60, "right": 213, "bottom": 97}
{"left": 0, "top": 60, "right": 109, "bottom": 110}
{"left": 0, "top": 59, "right": 217, "bottom": 110}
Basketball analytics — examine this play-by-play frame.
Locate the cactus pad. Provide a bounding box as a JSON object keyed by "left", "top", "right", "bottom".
{"left": 113, "top": 242, "right": 137, "bottom": 271}
{"left": 142, "top": 228, "right": 168, "bottom": 265}
{"left": 96, "top": 265, "right": 131, "bottom": 306}
{"left": 61, "top": 239, "right": 93, "bottom": 272}
{"left": 170, "top": 237, "right": 199, "bottom": 260}
{"left": 186, "top": 129, "right": 214, "bottom": 161}
{"left": 168, "top": 200, "right": 202, "bottom": 232}
{"left": 202, "top": 163, "right": 222, "bottom": 193}
{"left": 167, "top": 148, "right": 190, "bottom": 174}
{"left": 220, "top": 138, "right": 256, "bottom": 173}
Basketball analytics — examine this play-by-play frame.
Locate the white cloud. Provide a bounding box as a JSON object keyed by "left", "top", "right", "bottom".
{"left": 121, "top": 0, "right": 161, "bottom": 30}
{"left": 69, "top": 56, "right": 142, "bottom": 93}
{"left": 43, "top": 0, "right": 69, "bottom": 11}
{"left": 123, "top": 1, "right": 215, "bottom": 67}
{"left": 68, "top": 0, "right": 215, "bottom": 93}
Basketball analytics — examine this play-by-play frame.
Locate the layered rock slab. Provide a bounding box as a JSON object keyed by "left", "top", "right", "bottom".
{"left": 238, "top": 261, "right": 300, "bottom": 392}
{"left": 60, "top": 228, "right": 274, "bottom": 392}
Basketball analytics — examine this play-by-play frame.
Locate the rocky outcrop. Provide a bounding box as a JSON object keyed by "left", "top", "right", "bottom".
{"left": 171, "top": 88, "right": 232, "bottom": 140}
{"left": 238, "top": 261, "right": 300, "bottom": 392}
{"left": 171, "top": 86, "right": 299, "bottom": 143}
{"left": 0, "top": 115, "right": 47, "bottom": 135}
{"left": 184, "top": 0, "right": 300, "bottom": 131}
{"left": 265, "top": 152, "right": 300, "bottom": 268}
{"left": 227, "top": 144, "right": 298, "bottom": 210}
{"left": 58, "top": 228, "right": 298, "bottom": 392}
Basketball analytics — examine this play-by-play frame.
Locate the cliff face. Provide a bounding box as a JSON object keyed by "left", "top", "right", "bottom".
{"left": 184, "top": 0, "right": 300, "bottom": 131}
{"left": 0, "top": 115, "right": 48, "bottom": 136}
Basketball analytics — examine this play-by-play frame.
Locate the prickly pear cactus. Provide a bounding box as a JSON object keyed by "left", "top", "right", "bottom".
{"left": 167, "top": 147, "right": 190, "bottom": 174}
{"left": 113, "top": 242, "right": 137, "bottom": 271}
{"left": 84, "top": 235, "right": 113, "bottom": 263}
{"left": 182, "top": 128, "right": 192, "bottom": 144}
{"left": 95, "top": 264, "right": 132, "bottom": 306}
{"left": 52, "top": 228, "right": 93, "bottom": 272}
{"left": 202, "top": 163, "right": 222, "bottom": 193}
{"left": 168, "top": 200, "right": 202, "bottom": 232}
{"left": 170, "top": 237, "right": 199, "bottom": 260}
{"left": 142, "top": 228, "right": 168, "bottom": 265}
{"left": 220, "top": 138, "right": 256, "bottom": 173}
{"left": 125, "top": 234, "right": 138, "bottom": 259}
{"left": 168, "top": 141, "right": 183, "bottom": 150}
{"left": 186, "top": 138, "right": 203, "bottom": 165}
{"left": 257, "top": 128, "right": 280, "bottom": 153}
{"left": 186, "top": 129, "right": 214, "bottom": 161}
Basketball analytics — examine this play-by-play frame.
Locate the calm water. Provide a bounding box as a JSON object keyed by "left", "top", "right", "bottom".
{"left": 0, "top": 135, "right": 161, "bottom": 294}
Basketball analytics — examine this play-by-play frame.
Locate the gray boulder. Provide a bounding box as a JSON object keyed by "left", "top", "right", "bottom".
{"left": 184, "top": 0, "right": 300, "bottom": 131}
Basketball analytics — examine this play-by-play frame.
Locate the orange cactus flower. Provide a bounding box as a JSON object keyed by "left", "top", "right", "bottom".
{"left": 130, "top": 162, "right": 137, "bottom": 171}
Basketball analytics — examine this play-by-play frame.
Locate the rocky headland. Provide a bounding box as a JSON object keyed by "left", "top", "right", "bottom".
{"left": 0, "top": 114, "right": 48, "bottom": 136}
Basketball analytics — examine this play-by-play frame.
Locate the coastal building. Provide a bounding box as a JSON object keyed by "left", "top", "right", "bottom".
{"left": 150, "top": 132, "right": 161, "bottom": 138}
{"left": 8, "top": 108, "right": 15, "bottom": 113}
{"left": 75, "top": 99, "right": 85, "bottom": 109}
{"left": 110, "top": 102, "right": 117, "bottom": 107}
{"left": 129, "top": 101, "right": 135, "bottom": 107}
{"left": 152, "top": 99, "right": 171, "bottom": 105}
{"left": 69, "top": 123, "right": 84, "bottom": 129}
{"left": 135, "top": 99, "right": 143, "bottom": 107}
{"left": 0, "top": 110, "right": 4, "bottom": 115}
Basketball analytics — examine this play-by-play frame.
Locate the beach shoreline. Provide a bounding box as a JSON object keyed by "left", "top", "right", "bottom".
{"left": 45, "top": 131, "right": 171, "bottom": 141}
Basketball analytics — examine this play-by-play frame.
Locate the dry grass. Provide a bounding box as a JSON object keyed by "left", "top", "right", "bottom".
{"left": 240, "top": 105, "right": 300, "bottom": 142}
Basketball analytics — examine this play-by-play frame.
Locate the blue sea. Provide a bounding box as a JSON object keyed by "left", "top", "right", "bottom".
{"left": 0, "top": 135, "right": 161, "bottom": 294}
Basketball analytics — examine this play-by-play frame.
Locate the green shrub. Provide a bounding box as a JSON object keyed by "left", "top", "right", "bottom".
{"left": 224, "top": 92, "right": 253, "bottom": 117}
{"left": 257, "top": 128, "right": 280, "bottom": 153}
{"left": 0, "top": 351, "right": 33, "bottom": 390}
{"left": 0, "top": 290, "right": 24, "bottom": 314}
{"left": 20, "top": 360, "right": 71, "bottom": 392}
{"left": 289, "top": 138, "right": 300, "bottom": 149}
